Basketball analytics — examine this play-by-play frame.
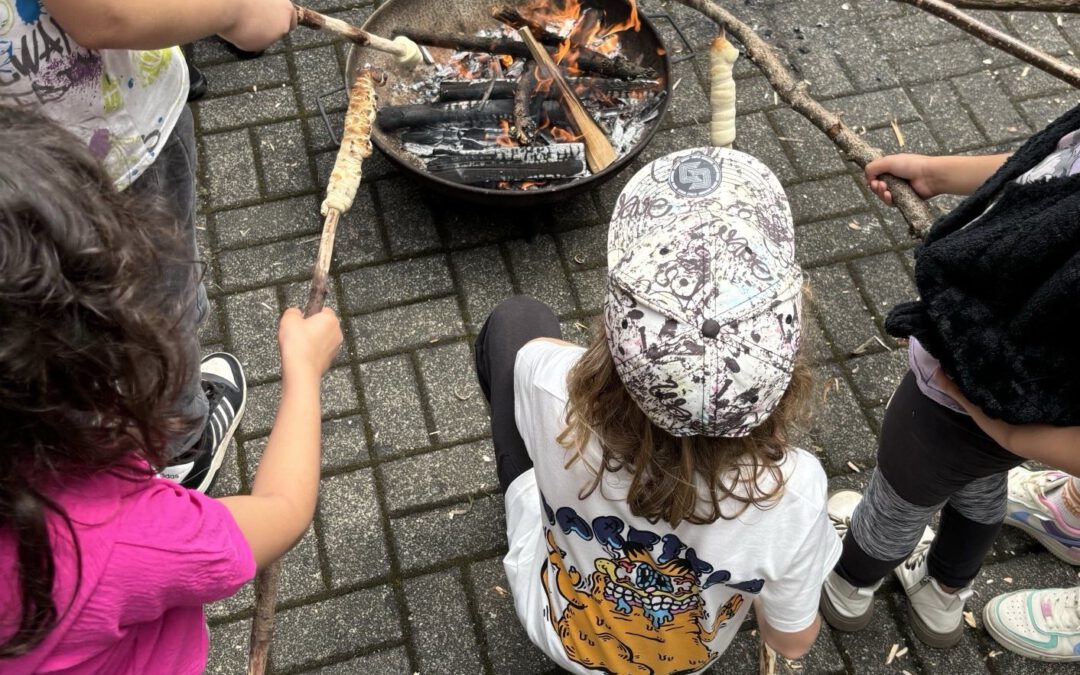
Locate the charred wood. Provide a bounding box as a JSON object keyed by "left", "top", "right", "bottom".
{"left": 377, "top": 99, "right": 565, "bottom": 131}
{"left": 424, "top": 143, "right": 588, "bottom": 184}
{"left": 514, "top": 66, "right": 540, "bottom": 144}
{"left": 436, "top": 77, "right": 663, "bottom": 102}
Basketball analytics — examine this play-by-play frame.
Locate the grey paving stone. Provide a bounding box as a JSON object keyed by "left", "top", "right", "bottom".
{"left": 319, "top": 468, "right": 389, "bottom": 587}
{"left": 788, "top": 176, "right": 868, "bottom": 228}
{"left": 847, "top": 349, "right": 910, "bottom": 408}
{"left": 325, "top": 184, "right": 388, "bottom": 267}
{"left": 240, "top": 366, "right": 358, "bottom": 437}
{"left": 215, "top": 195, "right": 322, "bottom": 249}
{"left": 851, "top": 252, "right": 917, "bottom": 331}
{"left": 732, "top": 112, "right": 800, "bottom": 186}
{"left": 506, "top": 235, "right": 577, "bottom": 315}
{"left": 293, "top": 45, "right": 347, "bottom": 113}
{"left": 197, "top": 87, "right": 298, "bottom": 132}
{"left": 374, "top": 178, "right": 443, "bottom": 256}
{"left": 452, "top": 246, "right": 519, "bottom": 332}
{"left": 383, "top": 440, "right": 499, "bottom": 512}
{"left": 770, "top": 108, "right": 847, "bottom": 179}
{"left": 244, "top": 414, "right": 369, "bottom": 479}
{"left": 392, "top": 494, "right": 506, "bottom": 571}
{"left": 225, "top": 287, "right": 282, "bottom": 383}
{"left": 889, "top": 42, "right": 988, "bottom": 85}
{"left": 202, "top": 130, "right": 260, "bottom": 209}
{"left": 255, "top": 120, "right": 315, "bottom": 197}
{"left": 665, "top": 61, "right": 711, "bottom": 127}
{"left": 441, "top": 204, "right": 542, "bottom": 248}
{"left": 207, "top": 441, "right": 244, "bottom": 499}
{"left": 831, "top": 595, "right": 916, "bottom": 674}
{"left": 198, "top": 295, "right": 224, "bottom": 344}
{"left": 270, "top": 586, "right": 401, "bottom": 670}
{"left": 561, "top": 317, "right": 596, "bottom": 347}
{"left": 825, "top": 88, "right": 920, "bottom": 131}
{"left": 339, "top": 256, "right": 453, "bottom": 315}
{"left": 405, "top": 570, "right": 483, "bottom": 675}
{"left": 350, "top": 297, "right": 465, "bottom": 361}
{"left": 829, "top": 24, "right": 901, "bottom": 91}
{"left": 470, "top": 557, "right": 554, "bottom": 675}
{"left": 206, "top": 618, "right": 250, "bottom": 674}
{"left": 808, "top": 264, "right": 886, "bottom": 355}
{"left": 549, "top": 193, "right": 602, "bottom": 231}
{"left": 572, "top": 267, "right": 608, "bottom": 314}
{"left": 790, "top": 47, "right": 855, "bottom": 99}
{"left": 200, "top": 54, "right": 290, "bottom": 94}
{"left": 810, "top": 367, "right": 879, "bottom": 475}
{"left": 635, "top": 123, "right": 711, "bottom": 167}
{"left": 952, "top": 71, "right": 1031, "bottom": 145}
{"left": 733, "top": 76, "right": 783, "bottom": 116}
{"left": 1018, "top": 93, "right": 1078, "bottom": 131}
{"left": 864, "top": 120, "right": 941, "bottom": 157}
{"left": 796, "top": 212, "right": 893, "bottom": 268}
{"left": 558, "top": 222, "right": 606, "bottom": 269}
{"left": 871, "top": 10, "right": 972, "bottom": 52}
{"left": 908, "top": 81, "right": 985, "bottom": 153}
{"left": 298, "top": 647, "right": 412, "bottom": 674}
{"left": 358, "top": 355, "right": 432, "bottom": 458}
{"left": 417, "top": 341, "right": 491, "bottom": 445}
{"left": 1005, "top": 12, "right": 1073, "bottom": 55}
{"left": 996, "top": 59, "right": 1079, "bottom": 101}
{"left": 217, "top": 235, "right": 318, "bottom": 291}
{"left": 802, "top": 306, "right": 833, "bottom": 365}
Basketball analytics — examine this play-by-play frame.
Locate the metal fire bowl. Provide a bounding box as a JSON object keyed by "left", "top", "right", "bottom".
{"left": 346, "top": 0, "right": 675, "bottom": 207}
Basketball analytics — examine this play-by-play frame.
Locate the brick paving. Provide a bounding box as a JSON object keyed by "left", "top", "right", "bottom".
{"left": 192, "top": 1, "right": 1080, "bottom": 672}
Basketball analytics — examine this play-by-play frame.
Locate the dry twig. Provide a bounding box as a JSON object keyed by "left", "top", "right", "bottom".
{"left": 949, "top": 0, "right": 1080, "bottom": 11}
{"left": 673, "top": 0, "right": 936, "bottom": 237}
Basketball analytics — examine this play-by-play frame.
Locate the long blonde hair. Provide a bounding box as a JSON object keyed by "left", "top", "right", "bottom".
{"left": 556, "top": 321, "right": 813, "bottom": 527}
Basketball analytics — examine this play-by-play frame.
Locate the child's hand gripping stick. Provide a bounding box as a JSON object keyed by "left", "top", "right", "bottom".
{"left": 247, "top": 66, "right": 386, "bottom": 675}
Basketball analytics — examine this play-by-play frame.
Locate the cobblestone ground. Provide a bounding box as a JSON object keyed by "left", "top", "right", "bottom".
{"left": 193, "top": 1, "right": 1080, "bottom": 672}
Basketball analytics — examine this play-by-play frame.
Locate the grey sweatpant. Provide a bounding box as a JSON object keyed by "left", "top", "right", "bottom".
{"left": 128, "top": 106, "right": 209, "bottom": 460}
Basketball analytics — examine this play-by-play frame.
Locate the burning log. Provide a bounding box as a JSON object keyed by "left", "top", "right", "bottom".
{"left": 489, "top": 4, "right": 656, "bottom": 80}
{"left": 376, "top": 99, "right": 565, "bottom": 131}
{"left": 436, "top": 77, "right": 662, "bottom": 102}
{"left": 393, "top": 28, "right": 653, "bottom": 80}
{"left": 514, "top": 64, "right": 540, "bottom": 144}
{"left": 424, "top": 143, "right": 588, "bottom": 184}
{"left": 400, "top": 127, "right": 505, "bottom": 152}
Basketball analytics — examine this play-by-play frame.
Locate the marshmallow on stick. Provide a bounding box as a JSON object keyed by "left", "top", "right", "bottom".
{"left": 710, "top": 32, "right": 739, "bottom": 148}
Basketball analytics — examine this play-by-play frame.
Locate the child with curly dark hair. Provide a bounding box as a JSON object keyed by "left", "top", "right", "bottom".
{"left": 0, "top": 106, "right": 342, "bottom": 673}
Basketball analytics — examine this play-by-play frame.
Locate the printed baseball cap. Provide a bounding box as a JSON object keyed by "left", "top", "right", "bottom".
{"left": 605, "top": 147, "right": 802, "bottom": 438}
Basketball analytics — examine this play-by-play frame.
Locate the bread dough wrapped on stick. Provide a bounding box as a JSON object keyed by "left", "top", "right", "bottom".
{"left": 321, "top": 68, "right": 387, "bottom": 215}
{"left": 710, "top": 32, "right": 739, "bottom": 148}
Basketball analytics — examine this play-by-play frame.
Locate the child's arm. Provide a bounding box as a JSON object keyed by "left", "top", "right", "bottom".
{"left": 219, "top": 307, "right": 342, "bottom": 569}
{"left": 934, "top": 371, "right": 1080, "bottom": 476}
{"left": 865, "top": 153, "right": 1012, "bottom": 206}
{"left": 42, "top": 0, "right": 296, "bottom": 52}
{"left": 754, "top": 604, "right": 821, "bottom": 660}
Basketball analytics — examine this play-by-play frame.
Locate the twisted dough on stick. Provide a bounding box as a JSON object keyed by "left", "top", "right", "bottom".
{"left": 710, "top": 32, "right": 739, "bottom": 148}
{"left": 322, "top": 68, "right": 386, "bottom": 215}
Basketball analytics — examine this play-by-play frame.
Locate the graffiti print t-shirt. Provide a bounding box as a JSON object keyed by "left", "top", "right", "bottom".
{"left": 503, "top": 340, "right": 842, "bottom": 675}
{"left": 0, "top": 1, "right": 187, "bottom": 189}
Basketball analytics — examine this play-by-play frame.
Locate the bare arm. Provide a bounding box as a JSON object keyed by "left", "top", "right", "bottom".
{"left": 754, "top": 603, "right": 821, "bottom": 660}
{"left": 219, "top": 308, "right": 342, "bottom": 570}
{"left": 865, "top": 153, "right": 1011, "bottom": 205}
{"left": 935, "top": 372, "right": 1080, "bottom": 476}
{"left": 42, "top": 0, "right": 295, "bottom": 52}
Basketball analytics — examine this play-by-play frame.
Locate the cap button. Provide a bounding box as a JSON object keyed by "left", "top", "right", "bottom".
{"left": 701, "top": 319, "right": 721, "bottom": 339}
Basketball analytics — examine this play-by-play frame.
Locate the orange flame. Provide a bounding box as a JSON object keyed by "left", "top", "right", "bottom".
{"left": 495, "top": 119, "right": 518, "bottom": 147}
{"left": 551, "top": 125, "right": 581, "bottom": 142}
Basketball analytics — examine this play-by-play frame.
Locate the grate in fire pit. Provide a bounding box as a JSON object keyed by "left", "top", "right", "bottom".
{"left": 329, "top": 0, "right": 689, "bottom": 206}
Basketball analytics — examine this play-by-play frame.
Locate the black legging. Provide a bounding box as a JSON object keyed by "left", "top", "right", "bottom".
{"left": 474, "top": 296, "right": 562, "bottom": 492}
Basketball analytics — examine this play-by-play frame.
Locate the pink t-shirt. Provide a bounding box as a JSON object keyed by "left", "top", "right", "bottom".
{"left": 0, "top": 463, "right": 254, "bottom": 674}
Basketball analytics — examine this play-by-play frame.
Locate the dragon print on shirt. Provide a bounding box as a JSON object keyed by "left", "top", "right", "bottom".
{"left": 539, "top": 496, "right": 763, "bottom": 674}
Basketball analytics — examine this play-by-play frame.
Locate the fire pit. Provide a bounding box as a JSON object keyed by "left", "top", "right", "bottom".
{"left": 342, "top": 0, "right": 685, "bottom": 206}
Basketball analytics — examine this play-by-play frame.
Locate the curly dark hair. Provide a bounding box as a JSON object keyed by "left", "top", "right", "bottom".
{"left": 0, "top": 106, "right": 196, "bottom": 657}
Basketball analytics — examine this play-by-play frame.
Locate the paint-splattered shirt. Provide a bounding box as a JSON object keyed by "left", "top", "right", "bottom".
{"left": 0, "top": 0, "right": 187, "bottom": 189}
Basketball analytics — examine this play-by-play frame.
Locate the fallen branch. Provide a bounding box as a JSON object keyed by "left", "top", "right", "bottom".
{"left": 674, "top": 0, "right": 936, "bottom": 237}
{"left": 892, "top": 0, "right": 1080, "bottom": 89}
{"left": 949, "top": 0, "right": 1080, "bottom": 11}
{"left": 393, "top": 28, "right": 652, "bottom": 79}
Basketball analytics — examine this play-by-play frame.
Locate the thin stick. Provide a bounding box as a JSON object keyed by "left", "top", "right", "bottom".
{"left": 674, "top": 0, "right": 935, "bottom": 237}
{"left": 950, "top": 0, "right": 1080, "bottom": 11}
{"left": 294, "top": 4, "right": 422, "bottom": 67}
{"left": 891, "top": 0, "right": 1080, "bottom": 89}
{"left": 246, "top": 67, "right": 384, "bottom": 675}
{"left": 518, "top": 28, "right": 617, "bottom": 173}
{"left": 759, "top": 639, "right": 778, "bottom": 675}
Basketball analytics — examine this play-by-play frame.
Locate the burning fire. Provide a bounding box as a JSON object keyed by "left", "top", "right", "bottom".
{"left": 550, "top": 125, "right": 581, "bottom": 142}
{"left": 522, "top": 0, "right": 642, "bottom": 72}
{"left": 495, "top": 119, "right": 518, "bottom": 147}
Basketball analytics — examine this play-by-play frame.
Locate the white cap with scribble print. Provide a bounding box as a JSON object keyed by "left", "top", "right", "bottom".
{"left": 605, "top": 147, "right": 802, "bottom": 438}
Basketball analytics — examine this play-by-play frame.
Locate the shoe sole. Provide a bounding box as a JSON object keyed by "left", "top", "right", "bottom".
{"left": 1005, "top": 511, "right": 1080, "bottom": 566}
{"left": 907, "top": 602, "right": 963, "bottom": 649}
{"left": 819, "top": 587, "right": 874, "bottom": 632}
{"left": 982, "top": 601, "right": 1080, "bottom": 663}
{"left": 190, "top": 354, "right": 247, "bottom": 493}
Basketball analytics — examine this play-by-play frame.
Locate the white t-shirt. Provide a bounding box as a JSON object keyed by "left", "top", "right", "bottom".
{"left": 504, "top": 341, "right": 842, "bottom": 675}
{"left": 0, "top": 2, "right": 187, "bottom": 189}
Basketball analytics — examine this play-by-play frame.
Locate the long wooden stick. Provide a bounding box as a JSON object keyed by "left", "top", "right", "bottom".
{"left": 518, "top": 29, "right": 616, "bottom": 173}
{"left": 674, "top": 0, "right": 935, "bottom": 237}
{"left": 892, "top": 0, "right": 1080, "bottom": 89}
{"left": 950, "top": 0, "right": 1080, "bottom": 11}
{"left": 294, "top": 4, "right": 422, "bottom": 67}
{"left": 246, "top": 66, "right": 385, "bottom": 675}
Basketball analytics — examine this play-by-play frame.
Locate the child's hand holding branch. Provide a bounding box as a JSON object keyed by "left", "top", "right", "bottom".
{"left": 865, "top": 152, "right": 1013, "bottom": 206}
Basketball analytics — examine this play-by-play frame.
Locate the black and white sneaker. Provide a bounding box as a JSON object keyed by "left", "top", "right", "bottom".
{"left": 160, "top": 353, "right": 247, "bottom": 493}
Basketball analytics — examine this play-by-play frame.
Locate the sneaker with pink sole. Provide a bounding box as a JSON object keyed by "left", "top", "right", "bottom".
{"left": 1004, "top": 468, "right": 1080, "bottom": 566}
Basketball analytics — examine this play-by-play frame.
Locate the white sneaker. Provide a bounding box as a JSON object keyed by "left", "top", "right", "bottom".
{"left": 820, "top": 490, "right": 880, "bottom": 631}
{"left": 1004, "top": 467, "right": 1080, "bottom": 566}
{"left": 894, "top": 527, "right": 973, "bottom": 648}
{"left": 984, "top": 586, "right": 1080, "bottom": 662}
